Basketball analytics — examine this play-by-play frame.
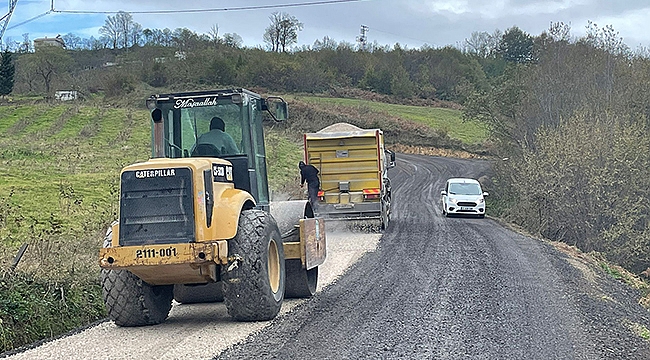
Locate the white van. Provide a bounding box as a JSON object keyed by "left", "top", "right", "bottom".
{"left": 441, "top": 178, "right": 488, "bottom": 218}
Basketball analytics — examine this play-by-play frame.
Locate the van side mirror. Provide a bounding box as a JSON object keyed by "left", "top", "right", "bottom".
{"left": 483, "top": 192, "right": 489, "bottom": 196}
{"left": 441, "top": 191, "right": 447, "bottom": 196}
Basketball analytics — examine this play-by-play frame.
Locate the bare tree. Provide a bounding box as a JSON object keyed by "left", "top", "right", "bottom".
{"left": 264, "top": 12, "right": 303, "bottom": 52}
{"left": 19, "top": 33, "right": 31, "bottom": 53}
{"left": 263, "top": 12, "right": 282, "bottom": 52}
{"left": 131, "top": 22, "right": 143, "bottom": 47}
{"left": 463, "top": 31, "right": 493, "bottom": 58}
{"left": 62, "top": 33, "right": 82, "bottom": 50}
{"left": 99, "top": 11, "right": 141, "bottom": 49}
{"left": 222, "top": 33, "right": 243, "bottom": 48}
{"left": 208, "top": 24, "right": 220, "bottom": 43}
{"left": 22, "top": 46, "right": 72, "bottom": 94}
{"left": 116, "top": 11, "right": 135, "bottom": 48}
{"left": 99, "top": 14, "right": 120, "bottom": 49}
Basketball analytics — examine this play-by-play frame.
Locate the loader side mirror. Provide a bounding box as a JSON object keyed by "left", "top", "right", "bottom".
{"left": 263, "top": 97, "right": 288, "bottom": 122}
{"left": 275, "top": 102, "right": 288, "bottom": 121}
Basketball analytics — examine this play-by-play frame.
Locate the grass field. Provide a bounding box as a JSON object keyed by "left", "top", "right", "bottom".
{"left": 296, "top": 96, "right": 488, "bottom": 145}
{"left": 0, "top": 104, "right": 149, "bottom": 250}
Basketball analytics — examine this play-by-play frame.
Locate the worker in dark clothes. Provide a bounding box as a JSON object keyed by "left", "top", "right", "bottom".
{"left": 299, "top": 161, "right": 320, "bottom": 210}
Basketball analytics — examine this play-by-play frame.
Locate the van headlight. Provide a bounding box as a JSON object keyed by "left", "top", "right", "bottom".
{"left": 478, "top": 198, "right": 484, "bottom": 204}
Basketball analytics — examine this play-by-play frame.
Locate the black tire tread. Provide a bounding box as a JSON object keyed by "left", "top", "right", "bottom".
{"left": 101, "top": 269, "right": 173, "bottom": 327}
{"left": 222, "top": 209, "right": 285, "bottom": 321}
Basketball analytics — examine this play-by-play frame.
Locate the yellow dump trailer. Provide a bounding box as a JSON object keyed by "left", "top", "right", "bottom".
{"left": 304, "top": 123, "right": 395, "bottom": 229}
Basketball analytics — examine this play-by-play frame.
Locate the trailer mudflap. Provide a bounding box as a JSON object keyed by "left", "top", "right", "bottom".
{"left": 283, "top": 218, "right": 326, "bottom": 270}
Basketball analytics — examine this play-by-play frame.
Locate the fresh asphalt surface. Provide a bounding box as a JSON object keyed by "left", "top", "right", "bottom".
{"left": 217, "top": 153, "right": 650, "bottom": 360}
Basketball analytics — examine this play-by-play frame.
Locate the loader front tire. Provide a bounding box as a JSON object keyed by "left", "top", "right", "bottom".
{"left": 101, "top": 269, "right": 173, "bottom": 327}
{"left": 222, "top": 209, "right": 285, "bottom": 321}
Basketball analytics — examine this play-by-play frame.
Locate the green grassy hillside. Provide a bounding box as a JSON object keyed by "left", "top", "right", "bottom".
{"left": 0, "top": 103, "right": 151, "bottom": 352}
{"left": 296, "top": 96, "right": 488, "bottom": 145}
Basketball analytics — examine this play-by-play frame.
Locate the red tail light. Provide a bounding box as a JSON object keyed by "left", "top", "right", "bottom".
{"left": 317, "top": 190, "right": 325, "bottom": 201}
{"left": 363, "top": 188, "right": 380, "bottom": 200}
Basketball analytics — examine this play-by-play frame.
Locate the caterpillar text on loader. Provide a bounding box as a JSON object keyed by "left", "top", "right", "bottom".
{"left": 99, "top": 89, "right": 326, "bottom": 326}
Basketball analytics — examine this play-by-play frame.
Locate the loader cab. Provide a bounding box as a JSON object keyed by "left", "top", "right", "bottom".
{"left": 146, "top": 89, "right": 287, "bottom": 208}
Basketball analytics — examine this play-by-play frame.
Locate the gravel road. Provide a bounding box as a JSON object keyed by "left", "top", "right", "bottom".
{"left": 217, "top": 154, "right": 650, "bottom": 360}
{"left": 6, "top": 154, "right": 650, "bottom": 359}
{"left": 4, "top": 229, "right": 381, "bottom": 360}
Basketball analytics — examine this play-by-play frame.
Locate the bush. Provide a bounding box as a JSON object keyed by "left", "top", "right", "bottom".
{"left": 0, "top": 269, "right": 105, "bottom": 353}
{"left": 495, "top": 111, "right": 650, "bottom": 272}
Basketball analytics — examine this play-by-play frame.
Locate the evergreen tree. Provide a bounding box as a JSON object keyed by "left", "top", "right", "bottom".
{"left": 0, "top": 50, "right": 15, "bottom": 96}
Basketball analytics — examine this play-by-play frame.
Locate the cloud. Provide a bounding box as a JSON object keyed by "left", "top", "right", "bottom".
{"left": 2, "top": 0, "right": 649, "bottom": 49}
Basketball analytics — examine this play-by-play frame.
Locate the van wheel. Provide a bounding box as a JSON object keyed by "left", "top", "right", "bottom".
{"left": 222, "top": 209, "right": 285, "bottom": 321}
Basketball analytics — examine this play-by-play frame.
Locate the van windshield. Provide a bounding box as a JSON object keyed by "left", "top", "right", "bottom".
{"left": 449, "top": 183, "right": 482, "bottom": 195}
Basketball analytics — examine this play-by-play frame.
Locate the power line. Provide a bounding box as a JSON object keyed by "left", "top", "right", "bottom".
{"left": 52, "top": 0, "right": 368, "bottom": 15}
{"left": 7, "top": 11, "right": 51, "bottom": 30}
{"left": 5, "top": 0, "right": 369, "bottom": 32}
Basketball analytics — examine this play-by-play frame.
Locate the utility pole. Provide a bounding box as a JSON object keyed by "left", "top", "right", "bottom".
{"left": 0, "top": 0, "right": 19, "bottom": 45}
{"left": 356, "top": 24, "right": 368, "bottom": 51}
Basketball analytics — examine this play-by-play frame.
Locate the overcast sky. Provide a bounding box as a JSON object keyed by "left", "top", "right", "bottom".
{"left": 3, "top": 0, "right": 650, "bottom": 50}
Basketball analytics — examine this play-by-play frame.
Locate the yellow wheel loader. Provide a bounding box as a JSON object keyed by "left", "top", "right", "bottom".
{"left": 99, "top": 89, "right": 326, "bottom": 326}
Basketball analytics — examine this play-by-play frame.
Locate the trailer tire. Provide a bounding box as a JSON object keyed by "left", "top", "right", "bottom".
{"left": 222, "top": 209, "right": 285, "bottom": 321}
{"left": 381, "top": 184, "right": 392, "bottom": 230}
{"left": 101, "top": 269, "right": 173, "bottom": 327}
{"left": 173, "top": 282, "right": 224, "bottom": 304}
{"left": 380, "top": 203, "right": 390, "bottom": 230}
{"left": 284, "top": 259, "right": 318, "bottom": 298}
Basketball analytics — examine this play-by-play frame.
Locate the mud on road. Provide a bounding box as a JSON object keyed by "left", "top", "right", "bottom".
{"left": 6, "top": 154, "right": 650, "bottom": 360}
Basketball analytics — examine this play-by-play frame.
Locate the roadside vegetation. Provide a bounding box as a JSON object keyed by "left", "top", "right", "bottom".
{"left": 1, "top": 11, "right": 649, "bottom": 354}
{"left": 462, "top": 22, "right": 650, "bottom": 275}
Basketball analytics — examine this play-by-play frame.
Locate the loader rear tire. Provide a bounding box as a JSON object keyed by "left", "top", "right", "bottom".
{"left": 173, "top": 282, "right": 224, "bottom": 304}
{"left": 284, "top": 259, "right": 318, "bottom": 298}
{"left": 101, "top": 269, "right": 173, "bottom": 327}
{"left": 222, "top": 209, "right": 285, "bottom": 321}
